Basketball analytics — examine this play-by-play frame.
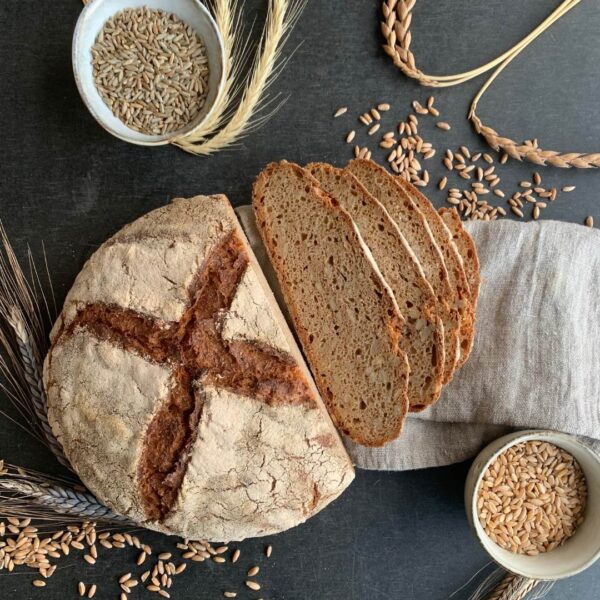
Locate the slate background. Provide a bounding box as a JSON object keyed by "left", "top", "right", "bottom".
{"left": 0, "top": 0, "right": 599, "bottom": 598}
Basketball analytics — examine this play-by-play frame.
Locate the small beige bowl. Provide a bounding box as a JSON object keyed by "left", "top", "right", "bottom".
{"left": 73, "top": 0, "right": 225, "bottom": 146}
{"left": 465, "top": 430, "right": 600, "bottom": 580}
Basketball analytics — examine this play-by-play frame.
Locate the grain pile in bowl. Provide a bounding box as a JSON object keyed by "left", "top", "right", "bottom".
{"left": 477, "top": 440, "right": 587, "bottom": 555}
{"left": 91, "top": 7, "right": 209, "bottom": 135}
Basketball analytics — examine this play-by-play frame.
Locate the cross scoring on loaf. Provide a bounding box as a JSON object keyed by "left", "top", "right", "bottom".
{"left": 64, "top": 231, "right": 314, "bottom": 522}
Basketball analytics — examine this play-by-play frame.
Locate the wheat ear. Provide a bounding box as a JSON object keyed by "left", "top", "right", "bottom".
{"left": 176, "top": 0, "right": 306, "bottom": 155}
{"left": 0, "top": 461, "right": 131, "bottom": 524}
{"left": 463, "top": 567, "right": 554, "bottom": 600}
{"left": 0, "top": 225, "right": 72, "bottom": 470}
{"left": 484, "top": 575, "right": 538, "bottom": 600}
{"left": 6, "top": 311, "right": 70, "bottom": 470}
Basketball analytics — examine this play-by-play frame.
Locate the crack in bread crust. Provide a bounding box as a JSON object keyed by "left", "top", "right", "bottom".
{"left": 61, "top": 231, "right": 315, "bottom": 522}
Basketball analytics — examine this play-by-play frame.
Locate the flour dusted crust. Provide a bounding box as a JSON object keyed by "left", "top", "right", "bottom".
{"left": 164, "top": 387, "right": 353, "bottom": 541}
{"left": 220, "top": 267, "right": 291, "bottom": 353}
{"left": 50, "top": 196, "right": 234, "bottom": 340}
{"left": 44, "top": 195, "right": 353, "bottom": 541}
{"left": 45, "top": 332, "right": 172, "bottom": 523}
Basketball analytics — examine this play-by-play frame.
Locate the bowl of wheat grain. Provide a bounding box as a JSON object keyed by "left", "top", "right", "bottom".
{"left": 465, "top": 430, "right": 600, "bottom": 580}
{"left": 73, "top": 0, "right": 225, "bottom": 146}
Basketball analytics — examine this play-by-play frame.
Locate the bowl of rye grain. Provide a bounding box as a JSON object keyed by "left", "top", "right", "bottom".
{"left": 465, "top": 430, "right": 600, "bottom": 580}
{"left": 73, "top": 0, "right": 225, "bottom": 146}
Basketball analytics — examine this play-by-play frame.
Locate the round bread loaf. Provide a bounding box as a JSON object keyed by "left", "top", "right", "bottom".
{"left": 43, "top": 195, "right": 354, "bottom": 541}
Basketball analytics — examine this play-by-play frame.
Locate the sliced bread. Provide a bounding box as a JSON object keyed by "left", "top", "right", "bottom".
{"left": 306, "top": 162, "right": 445, "bottom": 411}
{"left": 346, "top": 159, "right": 461, "bottom": 385}
{"left": 439, "top": 207, "right": 480, "bottom": 305}
{"left": 253, "top": 161, "right": 410, "bottom": 446}
{"left": 396, "top": 178, "right": 475, "bottom": 369}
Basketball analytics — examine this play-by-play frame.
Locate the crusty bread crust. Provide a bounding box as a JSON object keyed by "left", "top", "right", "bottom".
{"left": 306, "top": 162, "right": 445, "bottom": 411}
{"left": 44, "top": 194, "right": 354, "bottom": 541}
{"left": 439, "top": 207, "right": 480, "bottom": 365}
{"left": 253, "top": 161, "right": 410, "bottom": 446}
{"left": 439, "top": 208, "right": 480, "bottom": 304}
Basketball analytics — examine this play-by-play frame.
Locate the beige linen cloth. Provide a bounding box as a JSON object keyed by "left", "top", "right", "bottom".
{"left": 236, "top": 207, "right": 600, "bottom": 470}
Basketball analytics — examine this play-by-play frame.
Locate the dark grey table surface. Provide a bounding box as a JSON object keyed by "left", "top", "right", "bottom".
{"left": 1, "top": 1, "right": 599, "bottom": 598}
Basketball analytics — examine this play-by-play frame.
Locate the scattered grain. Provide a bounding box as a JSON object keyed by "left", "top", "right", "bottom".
{"left": 436, "top": 121, "right": 451, "bottom": 131}
{"left": 333, "top": 107, "right": 347, "bottom": 118}
{"left": 246, "top": 581, "right": 261, "bottom": 591}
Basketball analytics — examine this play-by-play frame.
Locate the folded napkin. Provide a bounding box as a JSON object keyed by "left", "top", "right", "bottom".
{"left": 236, "top": 207, "right": 600, "bottom": 470}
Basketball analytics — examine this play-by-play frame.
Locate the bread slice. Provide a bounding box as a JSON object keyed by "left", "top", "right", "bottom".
{"left": 253, "top": 161, "right": 410, "bottom": 446}
{"left": 306, "top": 162, "right": 445, "bottom": 411}
{"left": 439, "top": 208, "right": 480, "bottom": 304}
{"left": 396, "top": 177, "right": 474, "bottom": 369}
{"left": 346, "top": 159, "right": 461, "bottom": 385}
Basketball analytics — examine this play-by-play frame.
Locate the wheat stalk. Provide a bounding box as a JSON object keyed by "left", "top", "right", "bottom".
{"left": 381, "top": 0, "right": 579, "bottom": 87}
{"left": 176, "top": 0, "right": 306, "bottom": 155}
{"left": 468, "top": 0, "right": 600, "bottom": 169}
{"left": 381, "top": 0, "right": 598, "bottom": 169}
{"left": 173, "top": 0, "right": 244, "bottom": 147}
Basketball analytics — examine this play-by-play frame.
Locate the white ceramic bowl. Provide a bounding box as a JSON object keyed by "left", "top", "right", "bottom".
{"left": 73, "top": 0, "right": 225, "bottom": 146}
{"left": 465, "top": 430, "right": 600, "bottom": 580}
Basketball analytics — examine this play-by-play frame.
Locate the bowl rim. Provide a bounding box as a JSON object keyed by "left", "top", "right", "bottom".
{"left": 467, "top": 429, "right": 600, "bottom": 580}
{"left": 72, "top": 0, "right": 226, "bottom": 147}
